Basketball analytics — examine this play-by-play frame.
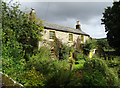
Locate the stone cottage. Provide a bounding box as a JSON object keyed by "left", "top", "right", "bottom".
{"left": 30, "top": 9, "right": 90, "bottom": 53}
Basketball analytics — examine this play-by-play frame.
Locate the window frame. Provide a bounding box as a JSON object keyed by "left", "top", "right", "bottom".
{"left": 51, "top": 49, "right": 55, "bottom": 56}
{"left": 81, "top": 35, "right": 84, "bottom": 43}
{"left": 69, "top": 33, "right": 73, "bottom": 42}
{"left": 49, "top": 31, "right": 55, "bottom": 40}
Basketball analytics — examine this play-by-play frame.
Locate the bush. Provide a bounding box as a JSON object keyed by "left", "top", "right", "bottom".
{"left": 68, "top": 69, "right": 83, "bottom": 87}
{"left": 46, "top": 60, "right": 72, "bottom": 88}
{"left": 82, "top": 58, "right": 119, "bottom": 87}
{"left": 82, "top": 70, "right": 107, "bottom": 87}
{"left": 50, "top": 37, "right": 72, "bottom": 60}
{"left": 26, "top": 47, "right": 53, "bottom": 75}
{"left": 2, "top": 56, "right": 47, "bottom": 87}
{"left": 2, "top": 40, "right": 25, "bottom": 59}
{"left": 59, "top": 44, "right": 71, "bottom": 60}
{"left": 83, "top": 39, "right": 97, "bottom": 55}
{"left": 22, "top": 69, "right": 46, "bottom": 87}
{"left": 74, "top": 51, "right": 84, "bottom": 60}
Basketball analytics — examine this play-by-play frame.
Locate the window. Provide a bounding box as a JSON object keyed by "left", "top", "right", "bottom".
{"left": 81, "top": 35, "right": 84, "bottom": 43}
{"left": 69, "top": 34, "right": 73, "bottom": 41}
{"left": 51, "top": 49, "right": 55, "bottom": 56}
{"left": 49, "top": 31, "right": 55, "bottom": 40}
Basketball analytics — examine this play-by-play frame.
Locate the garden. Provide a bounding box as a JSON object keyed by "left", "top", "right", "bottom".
{"left": 1, "top": 1, "right": 120, "bottom": 88}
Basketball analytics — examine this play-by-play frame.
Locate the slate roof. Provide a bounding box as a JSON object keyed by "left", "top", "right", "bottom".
{"left": 43, "top": 22, "right": 89, "bottom": 36}
{"left": 35, "top": 15, "right": 89, "bottom": 36}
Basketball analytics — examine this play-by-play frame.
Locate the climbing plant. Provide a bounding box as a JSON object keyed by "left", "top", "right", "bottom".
{"left": 2, "top": 1, "right": 44, "bottom": 60}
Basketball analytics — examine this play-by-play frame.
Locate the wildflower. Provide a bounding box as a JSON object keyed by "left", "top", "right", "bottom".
{"left": 78, "top": 74, "right": 82, "bottom": 77}
{"left": 3, "top": 62, "right": 5, "bottom": 64}
{"left": 31, "top": 65, "right": 34, "bottom": 67}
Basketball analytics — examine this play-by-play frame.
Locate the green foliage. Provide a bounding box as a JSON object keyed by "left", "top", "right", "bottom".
{"left": 82, "top": 58, "right": 119, "bottom": 87}
{"left": 50, "top": 37, "right": 71, "bottom": 60}
{"left": 101, "top": 1, "right": 120, "bottom": 53}
{"left": 26, "top": 52, "right": 72, "bottom": 87}
{"left": 83, "top": 38, "right": 113, "bottom": 58}
{"left": 2, "top": 39, "right": 25, "bottom": 59}
{"left": 34, "top": 46, "right": 51, "bottom": 59}
{"left": 59, "top": 44, "right": 71, "bottom": 60}
{"left": 97, "top": 38, "right": 114, "bottom": 51}
{"left": 23, "top": 70, "right": 46, "bottom": 87}
{"left": 108, "top": 61, "right": 119, "bottom": 67}
{"left": 74, "top": 51, "right": 84, "bottom": 60}
{"left": 118, "top": 69, "right": 120, "bottom": 74}
{"left": 46, "top": 60, "right": 72, "bottom": 88}
{"left": 83, "top": 39, "right": 97, "bottom": 55}
{"left": 2, "top": 56, "right": 46, "bottom": 87}
{"left": 82, "top": 70, "right": 107, "bottom": 87}
{"left": 73, "top": 59, "right": 85, "bottom": 69}
{"left": 2, "top": 1, "right": 44, "bottom": 60}
{"left": 26, "top": 47, "right": 52, "bottom": 74}
{"left": 68, "top": 71, "right": 83, "bottom": 87}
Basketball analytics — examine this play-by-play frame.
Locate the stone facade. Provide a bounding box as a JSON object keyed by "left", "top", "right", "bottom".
{"left": 38, "top": 28, "right": 90, "bottom": 49}
{"left": 29, "top": 9, "right": 90, "bottom": 49}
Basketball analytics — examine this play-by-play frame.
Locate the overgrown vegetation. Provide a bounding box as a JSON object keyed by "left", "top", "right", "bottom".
{"left": 2, "top": 1, "right": 120, "bottom": 88}
{"left": 102, "top": 1, "right": 120, "bottom": 55}
{"left": 2, "top": 1, "right": 44, "bottom": 61}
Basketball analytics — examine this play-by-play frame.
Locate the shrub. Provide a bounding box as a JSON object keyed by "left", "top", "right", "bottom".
{"left": 59, "top": 44, "right": 71, "bottom": 60}
{"left": 82, "top": 70, "right": 107, "bottom": 87}
{"left": 82, "top": 58, "right": 119, "bottom": 87}
{"left": 2, "top": 40, "right": 25, "bottom": 59}
{"left": 45, "top": 60, "right": 72, "bottom": 88}
{"left": 26, "top": 55, "right": 53, "bottom": 75}
{"left": 68, "top": 69, "right": 83, "bottom": 87}
{"left": 74, "top": 51, "right": 84, "bottom": 60}
{"left": 22, "top": 69, "right": 46, "bottom": 87}
{"left": 50, "top": 37, "right": 72, "bottom": 60}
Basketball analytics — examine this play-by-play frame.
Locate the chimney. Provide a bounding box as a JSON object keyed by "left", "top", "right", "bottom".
{"left": 29, "top": 9, "right": 36, "bottom": 21}
{"left": 76, "top": 21, "right": 81, "bottom": 31}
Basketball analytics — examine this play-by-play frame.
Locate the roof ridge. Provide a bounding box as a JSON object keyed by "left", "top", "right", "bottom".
{"left": 43, "top": 21, "right": 75, "bottom": 29}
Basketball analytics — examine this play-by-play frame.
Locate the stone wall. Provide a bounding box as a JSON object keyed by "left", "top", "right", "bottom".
{"left": 38, "top": 29, "right": 90, "bottom": 49}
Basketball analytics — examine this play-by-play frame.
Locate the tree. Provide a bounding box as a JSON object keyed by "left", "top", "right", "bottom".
{"left": 101, "top": 1, "right": 120, "bottom": 54}
{"left": 2, "top": 1, "right": 44, "bottom": 60}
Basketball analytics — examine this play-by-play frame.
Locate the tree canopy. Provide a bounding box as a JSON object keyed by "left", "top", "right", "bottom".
{"left": 101, "top": 1, "right": 120, "bottom": 54}
{"left": 2, "top": 1, "right": 44, "bottom": 60}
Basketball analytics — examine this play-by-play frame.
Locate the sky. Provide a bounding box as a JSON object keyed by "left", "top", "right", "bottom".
{"left": 10, "top": 1, "right": 113, "bottom": 39}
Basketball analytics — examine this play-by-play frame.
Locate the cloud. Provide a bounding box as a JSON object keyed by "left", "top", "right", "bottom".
{"left": 82, "top": 22, "right": 106, "bottom": 38}
{"left": 19, "top": 2, "right": 113, "bottom": 38}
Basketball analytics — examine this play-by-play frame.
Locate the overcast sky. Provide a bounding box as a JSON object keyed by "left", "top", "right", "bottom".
{"left": 18, "top": 2, "right": 113, "bottom": 39}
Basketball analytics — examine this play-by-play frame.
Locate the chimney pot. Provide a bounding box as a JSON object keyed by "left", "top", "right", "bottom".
{"left": 31, "top": 9, "right": 35, "bottom": 13}
{"left": 77, "top": 21, "right": 80, "bottom": 25}
{"left": 76, "top": 21, "right": 81, "bottom": 31}
{"left": 29, "top": 9, "right": 36, "bottom": 21}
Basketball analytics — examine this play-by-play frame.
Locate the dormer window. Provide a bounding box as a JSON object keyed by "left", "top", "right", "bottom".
{"left": 69, "top": 33, "right": 73, "bottom": 41}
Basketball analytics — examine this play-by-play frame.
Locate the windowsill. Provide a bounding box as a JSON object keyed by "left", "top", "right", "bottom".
{"left": 49, "top": 39, "right": 54, "bottom": 41}
{"left": 68, "top": 41, "right": 73, "bottom": 43}
{"left": 81, "top": 41, "right": 84, "bottom": 44}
